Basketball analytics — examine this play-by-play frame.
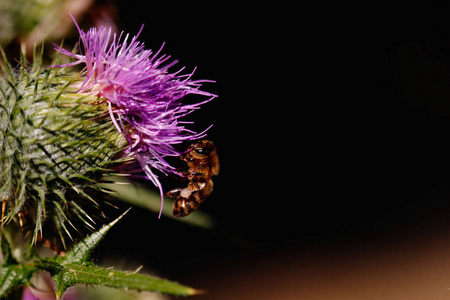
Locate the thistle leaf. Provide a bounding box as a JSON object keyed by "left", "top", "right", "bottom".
{"left": 34, "top": 210, "right": 199, "bottom": 298}
{"left": 0, "top": 234, "right": 36, "bottom": 297}
{"left": 64, "top": 208, "right": 130, "bottom": 264}
{"left": 0, "top": 264, "right": 36, "bottom": 296}
{"left": 61, "top": 262, "right": 199, "bottom": 299}
{"left": 36, "top": 259, "right": 199, "bottom": 299}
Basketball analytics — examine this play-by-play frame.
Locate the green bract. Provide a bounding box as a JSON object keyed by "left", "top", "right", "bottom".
{"left": 0, "top": 45, "right": 127, "bottom": 247}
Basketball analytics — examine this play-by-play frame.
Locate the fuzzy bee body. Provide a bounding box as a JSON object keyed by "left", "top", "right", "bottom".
{"left": 166, "top": 140, "right": 219, "bottom": 217}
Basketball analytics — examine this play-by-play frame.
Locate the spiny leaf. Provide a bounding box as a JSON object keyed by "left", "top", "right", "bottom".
{"left": 0, "top": 234, "right": 36, "bottom": 297}
{"left": 33, "top": 210, "right": 200, "bottom": 298}
{"left": 35, "top": 259, "right": 199, "bottom": 299}
{"left": 0, "top": 264, "right": 36, "bottom": 297}
{"left": 64, "top": 208, "right": 131, "bottom": 264}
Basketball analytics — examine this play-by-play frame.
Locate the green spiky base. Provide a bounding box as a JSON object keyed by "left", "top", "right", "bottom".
{"left": 0, "top": 45, "right": 127, "bottom": 248}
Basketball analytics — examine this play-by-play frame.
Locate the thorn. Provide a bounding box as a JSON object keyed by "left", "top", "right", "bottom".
{"left": 189, "top": 288, "right": 208, "bottom": 295}
{"left": 65, "top": 207, "right": 132, "bottom": 263}
{"left": 133, "top": 265, "right": 143, "bottom": 273}
{"left": 13, "top": 58, "right": 30, "bottom": 73}
{"left": 109, "top": 207, "right": 132, "bottom": 227}
{"left": 1, "top": 200, "right": 6, "bottom": 227}
{"left": 18, "top": 211, "right": 24, "bottom": 228}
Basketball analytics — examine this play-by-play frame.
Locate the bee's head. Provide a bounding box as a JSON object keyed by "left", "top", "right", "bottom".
{"left": 183, "top": 140, "right": 216, "bottom": 160}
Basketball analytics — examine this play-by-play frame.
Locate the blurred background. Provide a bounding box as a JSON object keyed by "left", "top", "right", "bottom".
{"left": 5, "top": 1, "right": 450, "bottom": 299}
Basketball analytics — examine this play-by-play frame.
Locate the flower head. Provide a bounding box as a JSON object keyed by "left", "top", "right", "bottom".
{"left": 54, "top": 15, "right": 216, "bottom": 217}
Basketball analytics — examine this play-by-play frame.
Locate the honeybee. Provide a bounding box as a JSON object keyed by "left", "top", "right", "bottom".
{"left": 165, "top": 140, "right": 219, "bottom": 217}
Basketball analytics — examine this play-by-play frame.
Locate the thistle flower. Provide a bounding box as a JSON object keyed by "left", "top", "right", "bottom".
{"left": 54, "top": 15, "right": 216, "bottom": 218}
{"left": 0, "top": 16, "right": 215, "bottom": 249}
{"left": 0, "top": 16, "right": 214, "bottom": 299}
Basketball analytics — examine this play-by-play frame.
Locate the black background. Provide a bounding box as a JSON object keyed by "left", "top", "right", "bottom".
{"left": 75, "top": 1, "right": 450, "bottom": 298}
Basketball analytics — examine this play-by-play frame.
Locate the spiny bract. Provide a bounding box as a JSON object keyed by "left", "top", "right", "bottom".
{"left": 0, "top": 46, "right": 126, "bottom": 249}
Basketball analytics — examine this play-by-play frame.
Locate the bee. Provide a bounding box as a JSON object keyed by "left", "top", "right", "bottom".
{"left": 165, "top": 140, "right": 219, "bottom": 217}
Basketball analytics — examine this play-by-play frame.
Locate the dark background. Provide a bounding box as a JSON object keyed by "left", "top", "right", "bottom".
{"left": 68, "top": 1, "right": 450, "bottom": 298}
{"left": 99, "top": 0, "right": 303, "bottom": 268}
{"left": 4, "top": 0, "right": 450, "bottom": 298}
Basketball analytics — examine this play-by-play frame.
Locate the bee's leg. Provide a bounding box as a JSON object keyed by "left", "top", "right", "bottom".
{"left": 165, "top": 188, "right": 182, "bottom": 198}
{"left": 188, "top": 171, "right": 204, "bottom": 179}
{"left": 178, "top": 166, "right": 192, "bottom": 178}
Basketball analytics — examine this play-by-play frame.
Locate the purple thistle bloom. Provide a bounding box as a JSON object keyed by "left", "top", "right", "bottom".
{"left": 54, "top": 15, "right": 216, "bottom": 218}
